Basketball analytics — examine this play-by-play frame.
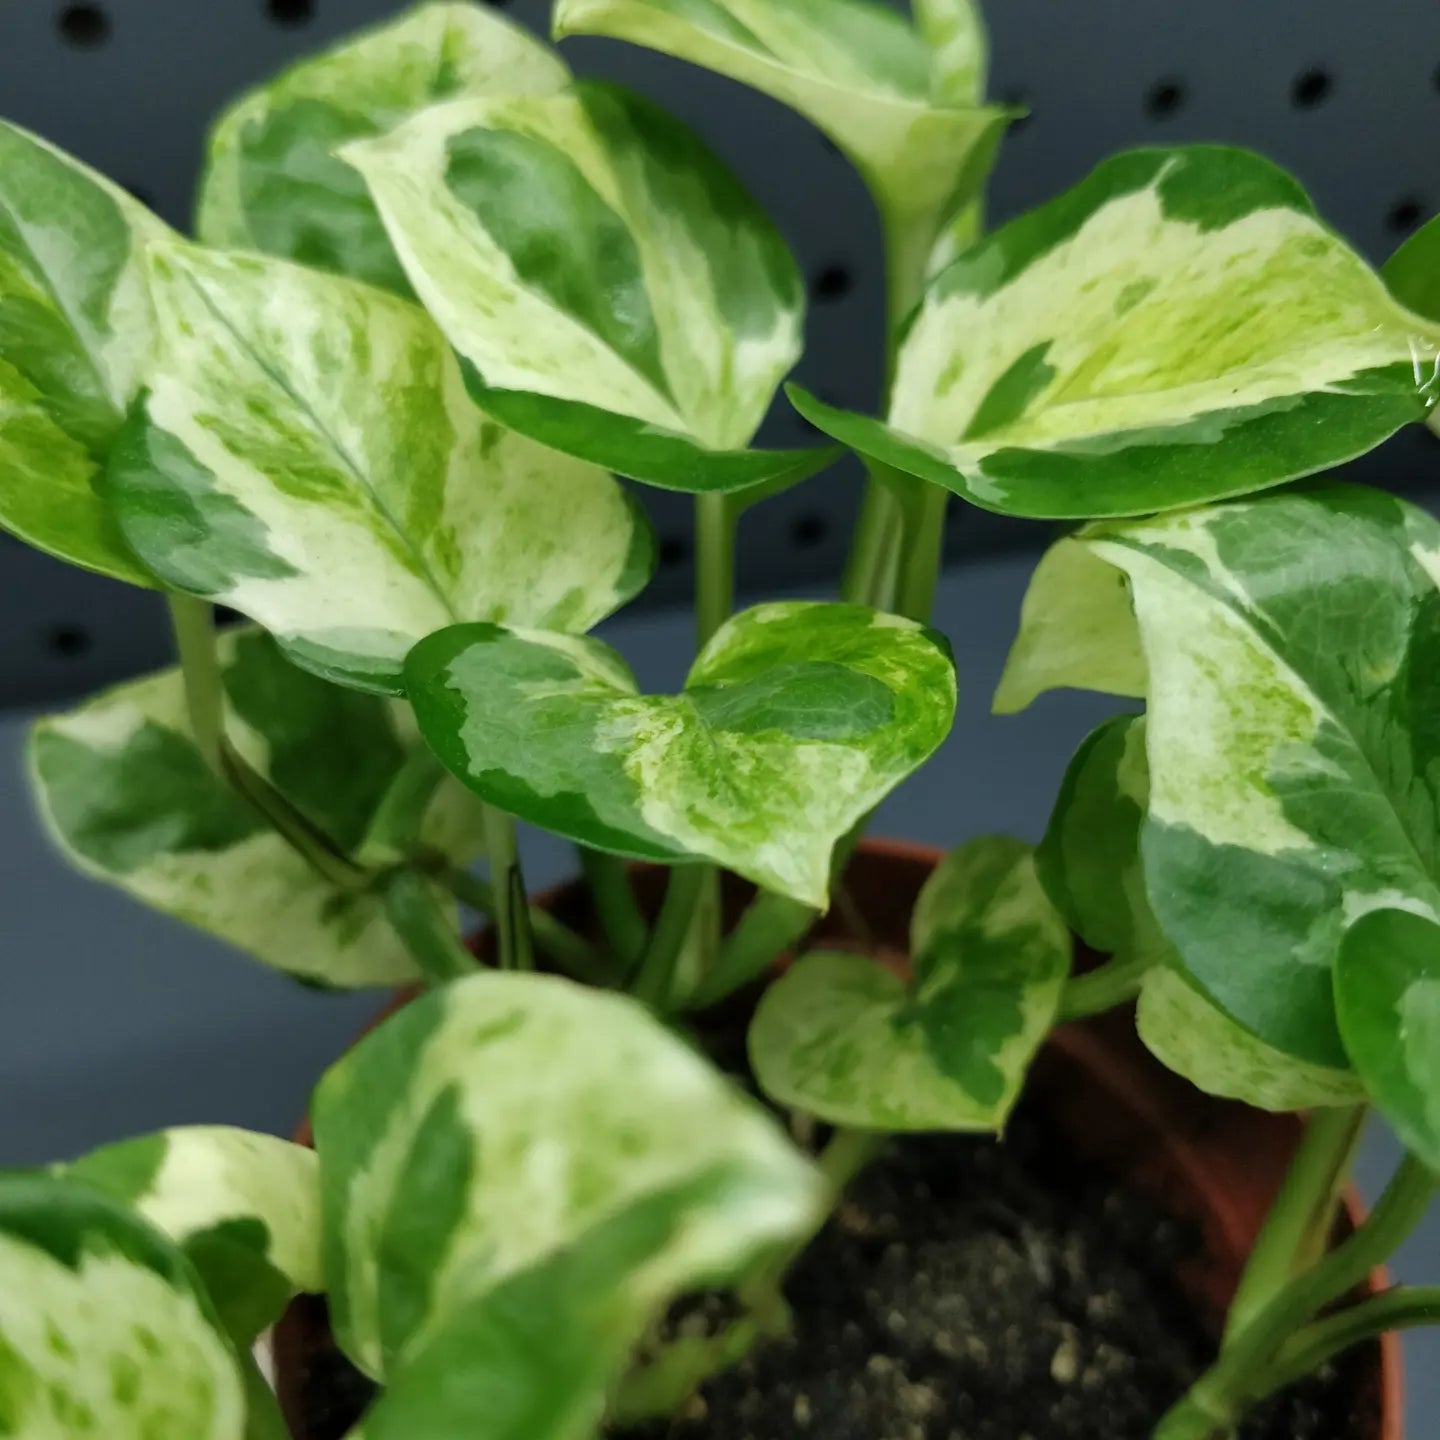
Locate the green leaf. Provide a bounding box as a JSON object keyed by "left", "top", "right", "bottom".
{"left": 1041, "top": 715, "right": 1363, "bottom": 1110}
{"left": 405, "top": 601, "right": 956, "bottom": 907}
{"left": 60, "top": 1127, "right": 321, "bottom": 1345}
{"left": 343, "top": 81, "right": 828, "bottom": 492}
{"left": 104, "top": 240, "right": 652, "bottom": 696}
{"left": 28, "top": 627, "right": 480, "bottom": 986}
{"left": 312, "top": 970, "right": 824, "bottom": 1394}
{"left": 796, "top": 147, "right": 1440, "bottom": 519}
{"left": 198, "top": 2, "right": 571, "bottom": 296}
{"left": 1383, "top": 213, "right": 1440, "bottom": 323}
{"left": 552, "top": 0, "right": 1008, "bottom": 292}
{"left": 992, "top": 535, "right": 1146, "bottom": 714}
{"left": 1079, "top": 484, "right": 1440, "bottom": 1067}
{"left": 1336, "top": 908, "right": 1440, "bottom": 1169}
{"left": 749, "top": 836, "right": 1070, "bottom": 1130}
{"left": 0, "top": 1173, "right": 247, "bottom": 1439}
{"left": 0, "top": 122, "right": 170, "bottom": 585}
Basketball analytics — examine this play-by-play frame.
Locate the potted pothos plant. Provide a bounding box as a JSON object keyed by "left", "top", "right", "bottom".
{"left": 3, "top": 1, "right": 1440, "bottom": 1436}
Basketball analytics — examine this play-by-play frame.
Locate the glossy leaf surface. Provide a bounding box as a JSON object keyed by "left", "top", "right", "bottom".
{"left": 345, "top": 82, "right": 829, "bottom": 492}
{"left": 749, "top": 836, "right": 1069, "bottom": 1129}
{"left": 406, "top": 602, "right": 956, "bottom": 907}
{"left": 198, "top": 2, "right": 570, "bottom": 295}
{"left": 106, "top": 241, "right": 651, "bottom": 695}
{"left": 0, "top": 122, "right": 169, "bottom": 584}
{"left": 28, "top": 628, "right": 482, "bottom": 986}
{"left": 795, "top": 148, "right": 1440, "bottom": 519}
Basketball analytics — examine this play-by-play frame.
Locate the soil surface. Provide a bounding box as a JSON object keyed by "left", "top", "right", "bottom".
{"left": 292, "top": 1095, "right": 1372, "bottom": 1440}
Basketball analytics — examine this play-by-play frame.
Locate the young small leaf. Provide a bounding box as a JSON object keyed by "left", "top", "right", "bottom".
{"left": 104, "top": 241, "right": 652, "bottom": 696}
{"left": 28, "top": 628, "right": 479, "bottom": 986}
{"left": 798, "top": 147, "right": 1440, "bottom": 519}
{"left": 749, "top": 836, "right": 1070, "bottom": 1130}
{"left": 198, "top": 2, "right": 571, "bottom": 295}
{"left": 405, "top": 602, "right": 957, "bottom": 907}
{"left": 1080, "top": 485, "right": 1440, "bottom": 1067}
{"left": 0, "top": 1174, "right": 248, "bottom": 1439}
{"left": 1337, "top": 908, "right": 1440, "bottom": 1170}
{"left": 1383, "top": 212, "right": 1440, "bottom": 324}
{"left": 344, "top": 83, "right": 831, "bottom": 492}
{"left": 313, "top": 970, "right": 824, "bottom": 1387}
{"left": 0, "top": 122, "right": 170, "bottom": 585}
{"left": 60, "top": 1127, "right": 321, "bottom": 1346}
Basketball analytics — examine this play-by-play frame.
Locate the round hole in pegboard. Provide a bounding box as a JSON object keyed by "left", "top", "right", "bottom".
{"left": 790, "top": 513, "right": 828, "bottom": 550}
{"left": 1387, "top": 196, "right": 1427, "bottom": 234}
{"left": 56, "top": 4, "right": 110, "bottom": 48}
{"left": 658, "top": 534, "right": 690, "bottom": 570}
{"left": 264, "top": 0, "right": 315, "bottom": 27}
{"left": 811, "top": 265, "right": 854, "bottom": 303}
{"left": 1291, "top": 67, "right": 1334, "bottom": 109}
{"left": 1144, "top": 78, "right": 1187, "bottom": 120}
{"left": 47, "top": 625, "right": 92, "bottom": 659}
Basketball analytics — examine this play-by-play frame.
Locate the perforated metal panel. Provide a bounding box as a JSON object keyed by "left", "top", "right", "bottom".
{"left": 2, "top": 0, "right": 1439, "bottom": 706}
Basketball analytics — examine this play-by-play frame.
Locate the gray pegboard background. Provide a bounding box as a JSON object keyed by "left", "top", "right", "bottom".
{"left": 2, "top": 0, "right": 1440, "bottom": 709}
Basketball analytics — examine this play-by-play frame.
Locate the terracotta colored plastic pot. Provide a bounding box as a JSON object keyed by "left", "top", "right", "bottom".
{"left": 275, "top": 837, "right": 1403, "bottom": 1439}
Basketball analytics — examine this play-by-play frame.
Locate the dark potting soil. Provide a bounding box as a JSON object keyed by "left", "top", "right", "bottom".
{"left": 293, "top": 1096, "right": 1372, "bottom": 1440}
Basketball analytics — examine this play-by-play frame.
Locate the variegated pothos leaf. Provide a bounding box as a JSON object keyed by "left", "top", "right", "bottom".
{"left": 0, "top": 1174, "right": 247, "bottom": 1439}
{"left": 792, "top": 147, "right": 1440, "bottom": 519}
{"left": 749, "top": 836, "right": 1070, "bottom": 1130}
{"left": 552, "top": 0, "right": 1006, "bottom": 294}
{"left": 28, "top": 627, "right": 482, "bottom": 987}
{"left": 1075, "top": 485, "right": 1440, "bottom": 1069}
{"left": 104, "top": 241, "right": 652, "bottom": 695}
{"left": 313, "top": 971, "right": 824, "bottom": 1398}
{"left": 60, "top": 1126, "right": 321, "bottom": 1345}
{"left": 0, "top": 122, "right": 170, "bottom": 584}
{"left": 198, "top": 2, "right": 571, "bottom": 295}
{"left": 344, "top": 82, "right": 832, "bottom": 493}
{"left": 405, "top": 601, "right": 956, "bottom": 908}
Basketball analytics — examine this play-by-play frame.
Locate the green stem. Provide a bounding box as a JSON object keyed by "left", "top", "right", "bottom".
{"left": 481, "top": 806, "right": 530, "bottom": 971}
{"left": 819, "top": 1128, "right": 883, "bottom": 1195}
{"left": 1252, "top": 1286, "right": 1440, "bottom": 1401}
{"left": 240, "top": 1348, "right": 292, "bottom": 1440}
{"left": 168, "top": 596, "right": 226, "bottom": 773}
{"left": 684, "top": 890, "right": 815, "bottom": 1010}
{"left": 632, "top": 865, "right": 707, "bottom": 1010}
{"left": 439, "top": 864, "right": 609, "bottom": 984}
{"left": 893, "top": 482, "right": 947, "bottom": 623}
{"left": 355, "top": 748, "right": 446, "bottom": 867}
{"left": 695, "top": 491, "right": 735, "bottom": 650}
{"left": 1055, "top": 952, "right": 1150, "bottom": 1023}
{"left": 842, "top": 476, "right": 905, "bottom": 610}
{"left": 1154, "top": 1153, "right": 1439, "bottom": 1440}
{"left": 577, "top": 847, "right": 648, "bottom": 969}
{"left": 383, "top": 868, "right": 476, "bottom": 986}
{"left": 1225, "top": 1105, "right": 1369, "bottom": 1342}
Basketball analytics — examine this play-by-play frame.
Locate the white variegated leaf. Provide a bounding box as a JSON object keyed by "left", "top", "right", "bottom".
{"left": 198, "top": 2, "right": 570, "bottom": 295}
{"left": 406, "top": 601, "right": 957, "bottom": 908}
{"left": 0, "top": 122, "right": 171, "bottom": 584}
{"left": 314, "top": 971, "right": 825, "bottom": 1400}
{"left": 0, "top": 1175, "right": 248, "bottom": 1440}
{"left": 60, "top": 1127, "right": 321, "bottom": 1345}
{"left": 27, "top": 627, "right": 478, "bottom": 987}
{"left": 344, "top": 83, "right": 831, "bottom": 493}
{"left": 793, "top": 147, "right": 1440, "bottom": 519}
{"left": 104, "top": 241, "right": 651, "bottom": 695}
{"left": 749, "top": 836, "right": 1070, "bottom": 1130}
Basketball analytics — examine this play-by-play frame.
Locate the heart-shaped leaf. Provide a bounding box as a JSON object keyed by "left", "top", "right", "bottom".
{"left": 1383, "top": 213, "right": 1440, "bottom": 324}
{"left": 28, "top": 627, "right": 482, "bottom": 987}
{"left": 343, "top": 82, "right": 833, "bottom": 493}
{"left": 1337, "top": 908, "right": 1440, "bottom": 1170}
{"left": 749, "top": 836, "right": 1069, "bottom": 1130}
{"left": 59, "top": 1127, "right": 321, "bottom": 1346}
{"left": 1042, "top": 715, "right": 1363, "bottom": 1111}
{"left": 313, "top": 971, "right": 823, "bottom": 1390}
{"left": 0, "top": 1173, "right": 248, "bottom": 1440}
{"left": 104, "top": 241, "right": 651, "bottom": 695}
{"left": 405, "top": 601, "right": 956, "bottom": 907}
{"left": 1076, "top": 485, "right": 1440, "bottom": 1067}
{"left": 197, "top": 2, "right": 571, "bottom": 296}
{"left": 553, "top": 0, "right": 1008, "bottom": 294}
{"left": 0, "top": 122, "right": 171, "bottom": 585}
{"left": 793, "top": 147, "right": 1440, "bottom": 520}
